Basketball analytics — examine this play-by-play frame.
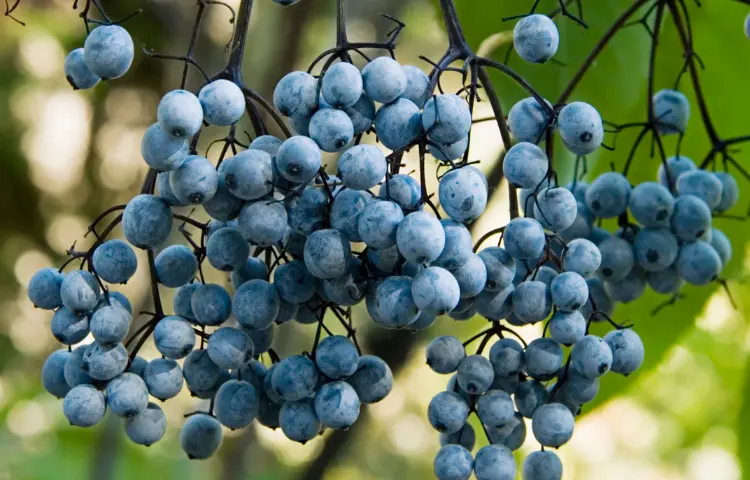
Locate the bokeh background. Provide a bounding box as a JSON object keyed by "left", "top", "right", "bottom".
{"left": 0, "top": 0, "right": 749, "bottom": 478}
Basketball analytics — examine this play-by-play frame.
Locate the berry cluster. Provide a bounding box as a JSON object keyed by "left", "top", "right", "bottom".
{"left": 20, "top": 0, "right": 748, "bottom": 478}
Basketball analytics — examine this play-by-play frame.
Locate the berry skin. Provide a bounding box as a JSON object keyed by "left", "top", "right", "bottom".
{"left": 456, "top": 355, "right": 494, "bottom": 395}
{"left": 676, "top": 241, "right": 723, "bottom": 286}
{"left": 106, "top": 373, "right": 149, "bottom": 418}
{"left": 604, "top": 267, "right": 647, "bottom": 303}
{"left": 428, "top": 391, "right": 470, "bottom": 434}
{"left": 51, "top": 308, "right": 89, "bottom": 345}
{"left": 191, "top": 283, "right": 232, "bottom": 326}
{"left": 585, "top": 172, "right": 631, "bottom": 218}
{"left": 428, "top": 136, "right": 469, "bottom": 162}
{"left": 714, "top": 172, "right": 739, "bottom": 213}
{"left": 490, "top": 338, "right": 524, "bottom": 377}
{"left": 157, "top": 90, "right": 204, "bottom": 138}
{"left": 531, "top": 403, "right": 575, "bottom": 447}
{"left": 422, "top": 94, "right": 472, "bottom": 145}
{"left": 93, "top": 240, "right": 138, "bottom": 285}
{"left": 156, "top": 172, "right": 186, "bottom": 206}
{"left": 206, "top": 227, "right": 250, "bottom": 272}
{"left": 670, "top": 194, "right": 712, "bottom": 242}
{"left": 571, "top": 335, "right": 613, "bottom": 378}
{"left": 378, "top": 173, "right": 421, "bottom": 211}
{"left": 439, "top": 166, "right": 489, "bottom": 223}
{"left": 604, "top": 329, "right": 645, "bottom": 376}
{"left": 60, "top": 270, "right": 100, "bottom": 313}
{"left": 123, "top": 195, "right": 173, "bottom": 249}
{"left": 374, "top": 98, "right": 424, "bottom": 150}
{"left": 273, "top": 260, "right": 316, "bottom": 304}
{"left": 474, "top": 445, "right": 516, "bottom": 480}
{"left": 548, "top": 310, "right": 586, "bottom": 345}
{"left": 475, "top": 284, "right": 514, "bottom": 321}
{"left": 83, "top": 342, "right": 129, "bottom": 381}
{"left": 486, "top": 412, "right": 527, "bottom": 450}
{"left": 710, "top": 228, "right": 732, "bottom": 266}
{"left": 64, "top": 345, "right": 93, "bottom": 388}
{"left": 199, "top": 79, "right": 245, "bottom": 126}
{"left": 238, "top": 199, "right": 288, "bottom": 247}
{"left": 207, "top": 327, "right": 253, "bottom": 369}
{"left": 450, "top": 253, "right": 488, "bottom": 298}
{"left": 358, "top": 200, "right": 404, "bottom": 249}
{"left": 677, "top": 169, "right": 724, "bottom": 210}
{"left": 314, "top": 381, "right": 361, "bottom": 429}
{"left": 659, "top": 155, "right": 696, "bottom": 192}
{"left": 287, "top": 186, "right": 328, "bottom": 235}
{"left": 125, "top": 402, "right": 167, "bottom": 446}
{"left": 309, "top": 108, "right": 354, "bottom": 152}
{"left": 347, "top": 355, "right": 393, "bottom": 403}
{"left": 396, "top": 211, "right": 446, "bottom": 264}
{"left": 513, "top": 14, "right": 559, "bottom": 64}
{"left": 214, "top": 380, "right": 259, "bottom": 429}
{"left": 503, "top": 142, "right": 549, "bottom": 189}
{"left": 233, "top": 279, "right": 281, "bottom": 330}
{"left": 63, "top": 384, "right": 106, "bottom": 427}
{"left": 370, "top": 276, "right": 421, "bottom": 329}
{"left": 514, "top": 380, "right": 548, "bottom": 418}
{"left": 330, "top": 189, "right": 372, "bottom": 242}
{"left": 361, "top": 57, "right": 407, "bottom": 104}
{"left": 558, "top": 102, "right": 604, "bottom": 155}
{"left": 276, "top": 136, "right": 322, "bottom": 183}
{"left": 534, "top": 187, "right": 578, "bottom": 232}
{"left": 90, "top": 304, "right": 130, "bottom": 346}
{"left": 183, "top": 349, "right": 221, "bottom": 393}
{"left": 153, "top": 316, "right": 196, "bottom": 360}
{"left": 143, "top": 358, "right": 184, "bottom": 400}
{"left": 154, "top": 245, "right": 198, "bottom": 287}
{"left": 512, "top": 281, "right": 553, "bottom": 324}
{"left": 522, "top": 450, "right": 563, "bottom": 480}
{"left": 271, "top": 354, "right": 318, "bottom": 402}
{"left": 629, "top": 182, "right": 674, "bottom": 227}
{"left": 434, "top": 220, "right": 473, "bottom": 270}
{"left": 647, "top": 267, "right": 684, "bottom": 295}
{"left": 28, "top": 267, "right": 64, "bottom": 310}
{"left": 64, "top": 48, "right": 100, "bottom": 89}
{"left": 280, "top": 399, "right": 321, "bottom": 444}
{"left": 273, "top": 71, "right": 318, "bottom": 117}
{"left": 433, "top": 444, "right": 474, "bottom": 480}
{"left": 508, "top": 97, "right": 553, "bottom": 143}
{"left": 83, "top": 25, "right": 134, "bottom": 79}
{"left": 412, "top": 267, "right": 461, "bottom": 314}
{"left": 562, "top": 238, "right": 601, "bottom": 277}
{"left": 478, "top": 247, "right": 516, "bottom": 291}
{"left": 426, "top": 336, "right": 466, "bottom": 374}
{"left": 344, "top": 93, "right": 376, "bottom": 134}
{"left": 633, "top": 228, "right": 679, "bottom": 272}
{"left": 504, "top": 217, "right": 546, "bottom": 261}
{"left": 180, "top": 414, "right": 223, "bottom": 459}
{"left": 524, "top": 338, "right": 563, "bottom": 381}
{"left": 221, "top": 149, "right": 274, "bottom": 201}
{"left": 596, "top": 236, "right": 635, "bottom": 282}
{"left": 170, "top": 155, "right": 219, "bottom": 204}
{"left": 304, "top": 228, "right": 352, "bottom": 279}
{"left": 315, "top": 335, "right": 359, "bottom": 379}
{"left": 338, "top": 144, "right": 387, "bottom": 191}
{"left": 653, "top": 89, "right": 690, "bottom": 134}
{"left": 42, "top": 349, "right": 72, "bottom": 398}
{"left": 400, "top": 65, "right": 430, "bottom": 108}
{"left": 477, "top": 389, "right": 515, "bottom": 427}
{"left": 321, "top": 62, "right": 363, "bottom": 108}
{"left": 440, "top": 423, "right": 476, "bottom": 451}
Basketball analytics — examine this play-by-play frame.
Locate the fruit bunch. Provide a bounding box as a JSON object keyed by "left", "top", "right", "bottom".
{"left": 19, "top": 0, "right": 748, "bottom": 478}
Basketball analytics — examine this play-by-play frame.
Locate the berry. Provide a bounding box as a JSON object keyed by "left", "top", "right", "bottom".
{"left": 489, "top": 338, "right": 524, "bottom": 377}
{"left": 42, "top": 349, "right": 72, "bottom": 398}
{"left": 233, "top": 279, "right": 281, "bottom": 330}
{"left": 504, "top": 142, "right": 549, "bottom": 189}
{"left": 207, "top": 327, "right": 253, "bottom": 369}
{"left": 597, "top": 236, "right": 635, "bottom": 282}
{"left": 477, "top": 389, "right": 515, "bottom": 427}
{"left": 508, "top": 97, "right": 553, "bottom": 143}
{"left": 28, "top": 267, "right": 64, "bottom": 310}
{"left": 374, "top": 98, "right": 423, "bottom": 150}
{"left": 155, "top": 245, "right": 198, "bottom": 287}
{"left": 60, "top": 270, "right": 100, "bottom": 313}
{"left": 710, "top": 228, "right": 732, "bottom": 266}
{"left": 304, "top": 228, "right": 352, "bottom": 279}
{"left": 90, "top": 304, "right": 131, "bottom": 346}
{"left": 191, "top": 283, "right": 232, "bottom": 326}
{"left": 106, "top": 373, "right": 149, "bottom": 418}
{"left": 199, "top": 79, "right": 245, "bottom": 126}
{"left": 478, "top": 247, "right": 516, "bottom": 291}
{"left": 504, "top": 217, "right": 546, "bottom": 261}
{"left": 534, "top": 187, "right": 577, "bottom": 232}
{"left": 629, "top": 182, "right": 674, "bottom": 227}
{"left": 347, "top": 355, "right": 393, "bottom": 403}
{"left": 433, "top": 444, "right": 473, "bottom": 480}
{"left": 315, "top": 335, "right": 359, "bottom": 379}
{"left": 486, "top": 412, "right": 527, "bottom": 450}
{"left": 157, "top": 90, "right": 203, "bottom": 138}
{"left": 83, "top": 342, "right": 128, "bottom": 381}
{"left": 309, "top": 108, "right": 354, "bottom": 152}
{"left": 92, "top": 239, "right": 137, "bottom": 284}
{"left": 422, "top": 94, "right": 472, "bottom": 145}
{"left": 561, "top": 238, "right": 601, "bottom": 277}
{"left": 314, "top": 381, "right": 361, "bottom": 429}
{"left": 344, "top": 93, "right": 376, "bottom": 134}
{"left": 456, "top": 354, "right": 494, "bottom": 395}
{"left": 321, "top": 62, "right": 363, "bottom": 108}
{"left": 64, "top": 48, "right": 100, "bottom": 89}
{"left": 670, "top": 194, "right": 712, "bottom": 241}
{"left": 83, "top": 25, "right": 134, "bottom": 79}
{"left": 524, "top": 338, "right": 563, "bottom": 381}
{"left": 558, "top": 102, "right": 604, "bottom": 155}
{"left": 125, "top": 402, "right": 167, "bottom": 446}
{"left": 531, "top": 403, "right": 575, "bottom": 447}
{"left": 271, "top": 355, "right": 319, "bottom": 402}
{"left": 330, "top": 189, "right": 372, "bottom": 242}
{"left": 214, "top": 380, "right": 259, "bottom": 429}
{"left": 512, "top": 281, "right": 552, "bottom": 324}
{"left": 440, "top": 423, "right": 476, "bottom": 450}
{"left": 522, "top": 450, "right": 562, "bottom": 480}
{"left": 633, "top": 228, "right": 679, "bottom": 272}
{"left": 514, "top": 380, "right": 548, "bottom": 418}
{"left": 238, "top": 199, "right": 288, "bottom": 246}
{"left": 362, "top": 57, "right": 407, "bottom": 104}
{"left": 378, "top": 173, "right": 421, "bottom": 211}
{"left": 153, "top": 316, "right": 196, "bottom": 359}
{"left": 474, "top": 445, "right": 516, "bottom": 480}
{"left": 428, "top": 391, "right": 470, "bottom": 434}
{"left": 604, "top": 267, "right": 647, "bottom": 303}
{"left": 714, "top": 172, "right": 739, "bottom": 213}
{"left": 659, "top": 155, "right": 696, "bottom": 191}
{"left": 513, "top": 14, "right": 559, "bottom": 64}
{"left": 653, "top": 89, "right": 690, "bottom": 134}
{"left": 63, "top": 384, "right": 106, "bottom": 427}
{"left": 280, "top": 399, "right": 321, "bottom": 444}
{"left": 585, "top": 172, "right": 631, "bottom": 218}
{"left": 140, "top": 122, "right": 191, "bottom": 173}
{"left": 548, "top": 310, "right": 586, "bottom": 345}
{"left": 123, "top": 194, "right": 173, "bottom": 249}
{"left": 221, "top": 149, "right": 274, "bottom": 200}
{"left": 676, "top": 241, "right": 722, "bottom": 285}
{"left": 180, "top": 414, "right": 223, "bottom": 459}
{"left": 647, "top": 267, "right": 684, "bottom": 295}
{"left": 276, "top": 136, "right": 322, "bottom": 183}
{"left": 439, "top": 166, "right": 488, "bottom": 223}
{"left": 273, "top": 260, "right": 316, "bottom": 303}
{"left": 426, "top": 336, "right": 466, "bottom": 374}
{"left": 206, "top": 227, "right": 250, "bottom": 271}
{"left": 51, "top": 307, "right": 89, "bottom": 345}
{"left": 396, "top": 211, "right": 446, "bottom": 263}
{"left": 677, "top": 169, "right": 724, "bottom": 210}
{"left": 358, "top": 200, "right": 404, "bottom": 249}
{"left": 143, "top": 358, "right": 183, "bottom": 400}
{"left": 273, "top": 71, "right": 318, "bottom": 117}
{"left": 412, "top": 266, "right": 461, "bottom": 314}
{"left": 400, "top": 65, "right": 430, "bottom": 108}
{"left": 571, "top": 335, "right": 613, "bottom": 378}
{"left": 370, "top": 276, "right": 421, "bottom": 328}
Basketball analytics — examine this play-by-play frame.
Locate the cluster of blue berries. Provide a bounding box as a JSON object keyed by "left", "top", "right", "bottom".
{"left": 63, "top": 24, "right": 134, "bottom": 90}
